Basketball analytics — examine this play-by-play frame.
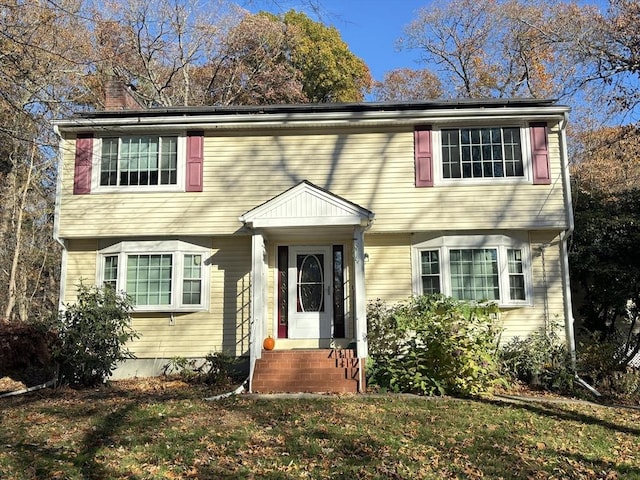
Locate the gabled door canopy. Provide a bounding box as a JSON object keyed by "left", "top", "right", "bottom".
{"left": 239, "top": 180, "right": 374, "bottom": 229}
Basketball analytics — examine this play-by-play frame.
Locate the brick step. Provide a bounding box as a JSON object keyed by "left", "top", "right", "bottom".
{"left": 255, "top": 360, "right": 361, "bottom": 371}
{"left": 258, "top": 349, "right": 358, "bottom": 361}
{"left": 251, "top": 349, "right": 364, "bottom": 394}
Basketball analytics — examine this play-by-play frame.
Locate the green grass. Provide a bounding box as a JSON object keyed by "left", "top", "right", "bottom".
{"left": 0, "top": 380, "right": 639, "bottom": 479}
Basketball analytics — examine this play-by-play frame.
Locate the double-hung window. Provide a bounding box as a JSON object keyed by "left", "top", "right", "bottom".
{"left": 414, "top": 235, "right": 531, "bottom": 307}
{"left": 89, "top": 134, "right": 195, "bottom": 193}
{"left": 74, "top": 131, "right": 203, "bottom": 194}
{"left": 99, "top": 135, "right": 179, "bottom": 188}
{"left": 441, "top": 127, "right": 524, "bottom": 180}
{"left": 98, "top": 240, "right": 209, "bottom": 312}
{"left": 415, "top": 123, "right": 549, "bottom": 187}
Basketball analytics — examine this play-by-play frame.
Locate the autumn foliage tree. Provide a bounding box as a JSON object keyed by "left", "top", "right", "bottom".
{"left": 397, "top": 0, "right": 578, "bottom": 99}
{"left": 373, "top": 68, "right": 442, "bottom": 102}
{"left": 280, "top": 10, "right": 372, "bottom": 103}
{"left": 203, "top": 12, "right": 307, "bottom": 105}
{"left": 87, "top": 0, "right": 236, "bottom": 107}
{"left": 569, "top": 126, "right": 640, "bottom": 367}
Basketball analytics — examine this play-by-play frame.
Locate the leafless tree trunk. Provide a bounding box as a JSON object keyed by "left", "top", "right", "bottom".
{"left": 4, "top": 144, "right": 35, "bottom": 321}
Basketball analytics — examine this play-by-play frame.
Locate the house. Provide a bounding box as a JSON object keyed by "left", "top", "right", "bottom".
{"left": 53, "top": 86, "right": 575, "bottom": 393}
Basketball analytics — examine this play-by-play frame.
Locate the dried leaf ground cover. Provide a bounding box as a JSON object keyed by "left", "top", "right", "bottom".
{"left": 1, "top": 379, "right": 639, "bottom": 479}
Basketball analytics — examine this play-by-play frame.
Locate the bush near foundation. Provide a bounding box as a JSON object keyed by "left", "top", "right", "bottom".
{"left": 366, "top": 295, "right": 503, "bottom": 396}
{"left": 499, "top": 324, "right": 574, "bottom": 393}
{"left": 51, "top": 284, "right": 138, "bottom": 387}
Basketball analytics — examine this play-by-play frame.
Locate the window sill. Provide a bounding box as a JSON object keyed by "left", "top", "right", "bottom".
{"left": 436, "top": 177, "right": 531, "bottom": 187}
{"left": 133, "top": 306, "right": 208, "bottom": 313}
{"left": 91, "top": 185, "right": 186, "bottom": 194}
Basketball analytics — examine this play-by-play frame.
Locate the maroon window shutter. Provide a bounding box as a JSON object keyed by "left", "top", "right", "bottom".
{"left": 530, "top": 122, "right": 551, "bottom": 185}
{"left": 74, "top": 133, "right": 93, "bottom": 194}
{"left": 414, "top": 125, "right": 434, "bottom": 187}
{"left": 186, "top": 131, "right": 204, "bottom": 192}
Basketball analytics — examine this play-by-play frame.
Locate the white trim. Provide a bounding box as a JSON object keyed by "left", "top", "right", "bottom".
{"left": 249, "top": 233, "right": 266, "bottom": 393}
{"left": 250, "top": 216, "right": 365, "bottom": 228}
{"left": 96, "top": 240, "right": 210, "bottom": 312}
{"left": 240, "top": 181, "right": 374, "bottom": 229}
{"left": 432, "top": 123, "right": 532, "bottom": 186}
{"left": 353, "top": 227, "right": 368, "bottom": 358}
{"left": 90, "top": 134, "right": 186, "bottom": 194}
{"left": 412, "top": 234, "right": 533, "bottom": 307}
{"left": 559, "top": 113, "right": 577, "bottom": 363}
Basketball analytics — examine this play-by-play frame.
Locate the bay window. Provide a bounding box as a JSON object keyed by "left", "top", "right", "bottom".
{"left": 414, "top": 235, "right": 531, "bottom": 306}
{"left": 98, "top": 241, "right": 209, "bottom": 312}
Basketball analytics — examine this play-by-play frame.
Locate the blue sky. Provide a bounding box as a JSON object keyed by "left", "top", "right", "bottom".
{"left": 249, "top": 0, "right": 609, "bottom": 84}
{"left": 308, "top": 0, "right": 428, "bottom": 81}
{"left": 248, "top": 0, "right": 429, "bottom": 82}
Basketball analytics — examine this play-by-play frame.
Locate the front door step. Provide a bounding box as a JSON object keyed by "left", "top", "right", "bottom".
{"left": 251, "top": 349, "right": 364, "bottom": 394}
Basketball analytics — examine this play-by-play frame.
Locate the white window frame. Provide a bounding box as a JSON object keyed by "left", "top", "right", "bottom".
{"left": 432, "top": 123, "right": 532, "bottom": 186}
{"left": 97, "top": 240, "right": 210, "bottom": 312}
{"left": 412, "top": 235, "right": 533, "bottom": 307}
{"left": 91, "top": 133, "right": 187, "bottom": 193}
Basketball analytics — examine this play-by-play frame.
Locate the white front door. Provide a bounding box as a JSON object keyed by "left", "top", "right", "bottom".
{"left": 288, "top": 246, "right": 333, "bottom": 339}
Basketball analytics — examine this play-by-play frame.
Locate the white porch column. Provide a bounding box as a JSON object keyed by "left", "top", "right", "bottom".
{"left": 248, "top": 232, "right": 266, "bottom": 392}
{"left": 353, "top": 226, "right": 368, "bottom": 358}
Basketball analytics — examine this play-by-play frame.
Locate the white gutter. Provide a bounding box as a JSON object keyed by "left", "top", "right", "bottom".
{"left": 52, "top": 107, "right": 570, "bottom": 132}
{"left": 558, "top": 112, "right": 601, "bottom": 397}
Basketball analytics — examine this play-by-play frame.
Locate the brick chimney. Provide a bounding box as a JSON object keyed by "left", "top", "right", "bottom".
{"left": 104, "top": 79, "right": 144, "bottom": 111}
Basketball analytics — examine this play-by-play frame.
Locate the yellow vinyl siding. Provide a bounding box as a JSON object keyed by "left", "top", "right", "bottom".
{"left": 61, "top": 229, "right": 568, "bottom": 357}
{"left": 362, "top": 231, "right": 568, "bottom": 344}
{"left": 129, "top": 236, "right": 251, "bottom": 358}
{"left": 63, "top": 239, "right": 99, "bottom": 302}
{"left": 499, "top": 231, "right": 567, "bottom": 342}
{"left": 57, "top": 123, "right": 568, "bottom": 238}
{"left": 364, "top": 233, "right": 413, "bottom": 302}
{"left": 63, "top": 236, "right": 251, "bottom": 359}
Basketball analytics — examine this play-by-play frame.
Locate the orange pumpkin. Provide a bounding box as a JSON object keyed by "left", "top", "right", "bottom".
{"left": 263, "top": 336, "right": 275, "bottom": 351}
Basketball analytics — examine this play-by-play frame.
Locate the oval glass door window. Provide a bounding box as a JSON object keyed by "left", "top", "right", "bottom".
{"left": 297, "top": 254, "right": 324, "bottom": 312}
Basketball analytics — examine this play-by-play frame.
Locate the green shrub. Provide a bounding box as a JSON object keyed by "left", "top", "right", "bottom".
{"left": 499, "top": 323, "right": 574, "bottom": 392}
{"left": 367, "top": 295, "right": 503, "bottom": 396}
{"left": 52, "top": 284, "right": 138, "bottom": 387}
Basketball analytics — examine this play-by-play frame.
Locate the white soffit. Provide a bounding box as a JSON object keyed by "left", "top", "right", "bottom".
{"left": 239, "top": 181, "right": 374, "bottom": 229}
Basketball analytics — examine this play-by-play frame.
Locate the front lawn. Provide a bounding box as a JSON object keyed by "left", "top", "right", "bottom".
{"left": 1, "top": 379, "right": 639, "bottom": 479}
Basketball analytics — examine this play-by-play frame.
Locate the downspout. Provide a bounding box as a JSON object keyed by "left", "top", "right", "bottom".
{"left": 558, "top": 113, "right": 601, "bottom": 397}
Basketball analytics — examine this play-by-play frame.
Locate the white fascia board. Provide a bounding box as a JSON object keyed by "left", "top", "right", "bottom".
{"left": 52, "top": 106, "right": 570, "bottom": 133}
